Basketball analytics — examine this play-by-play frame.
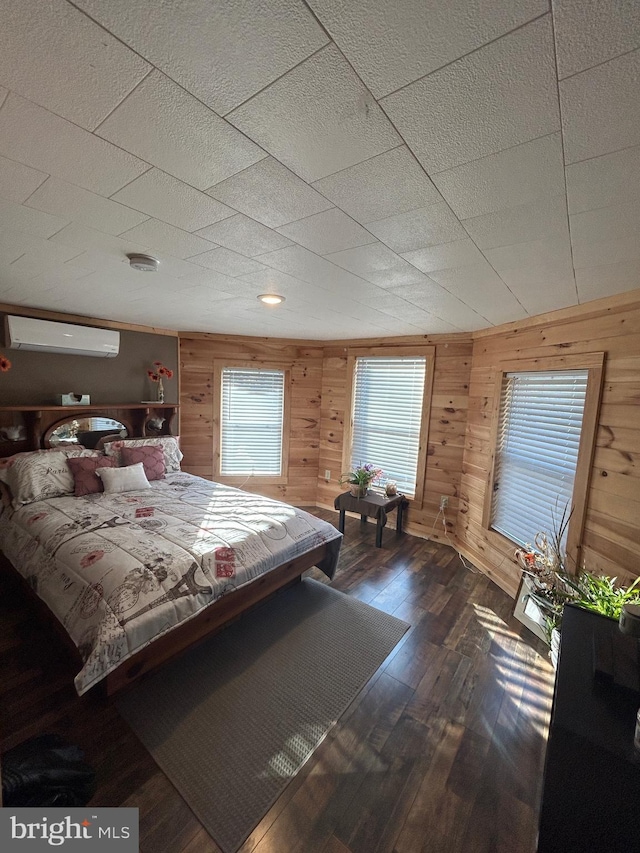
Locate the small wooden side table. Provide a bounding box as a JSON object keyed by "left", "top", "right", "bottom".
{"left": 334, "top": 491, "right": 408, "bottom": 547}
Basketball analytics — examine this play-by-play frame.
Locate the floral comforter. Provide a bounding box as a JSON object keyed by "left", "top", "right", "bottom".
{"left": 0, "top": 473, "right": 342, "bottom": 694}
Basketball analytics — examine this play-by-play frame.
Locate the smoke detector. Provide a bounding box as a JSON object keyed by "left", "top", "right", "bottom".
{"left": 128, "top": 254, "right": 160, "bottom": 272}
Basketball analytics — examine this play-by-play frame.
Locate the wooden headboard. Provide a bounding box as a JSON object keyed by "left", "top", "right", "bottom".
{"left": 0, "top": 404, "right": 179, "bottom": 458}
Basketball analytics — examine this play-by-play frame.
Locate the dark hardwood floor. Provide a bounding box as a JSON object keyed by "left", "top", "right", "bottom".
{"left": 0, "top": 509, "right": 554, "bottom": 852}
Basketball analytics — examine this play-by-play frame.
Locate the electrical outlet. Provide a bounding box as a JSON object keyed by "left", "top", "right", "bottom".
{"left": 324, "top": 469, "right": 331, "bottom": 481}
{"left": 439, "top": 495, "right": 449, "bottom": 510}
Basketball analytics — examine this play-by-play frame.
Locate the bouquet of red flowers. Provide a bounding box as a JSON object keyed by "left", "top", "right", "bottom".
{"left": 147, "top": 361, "right": 173, "bottom": 402}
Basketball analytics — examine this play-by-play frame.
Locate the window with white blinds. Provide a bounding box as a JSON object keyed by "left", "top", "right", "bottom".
{"left": 220, "top": 367, "right": 285, "bottom": 476}
{"left": 350, "top": 356, "right": 426, "bottom": 496}
{"left": 490, "top": 370, "right": 588, "bottom": 549}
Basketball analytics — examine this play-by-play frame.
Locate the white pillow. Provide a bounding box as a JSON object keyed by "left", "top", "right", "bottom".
{"left": 96, "top": 462, "right": 151, "bottom": 494}
{"left": 103, "top": 436, "right": 183, "bottom": 472}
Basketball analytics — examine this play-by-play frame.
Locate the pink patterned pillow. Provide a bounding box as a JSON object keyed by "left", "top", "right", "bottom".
{"left": 67, "top": 456, "right": 115, "bottom": 496}
{"left": 121, "top": 444, "right": 166, "bottom": 481}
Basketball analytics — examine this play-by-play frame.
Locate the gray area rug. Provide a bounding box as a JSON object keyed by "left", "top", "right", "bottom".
{"left": 116, "top": 578, "right": 409, "bottom": 853}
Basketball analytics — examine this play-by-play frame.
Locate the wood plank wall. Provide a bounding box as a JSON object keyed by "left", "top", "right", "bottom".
{"left": 457, "top": 292, "right": 640, "bottom": 597}
{"left": 179, "top": 334, "right": 324, "bottom": 505}
{"left": 179, "top": 288, "right": 640, "bottom": 601}
{"left": 316, "top": 336, "right": 473, "bottom": 543}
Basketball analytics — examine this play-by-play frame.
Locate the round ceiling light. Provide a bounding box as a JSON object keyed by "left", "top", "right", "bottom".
{"left": 128, "top": 254, "right": 160, "bottom": 272}
{"left": 258, "top": 294, "right": 285, "bottom": 305}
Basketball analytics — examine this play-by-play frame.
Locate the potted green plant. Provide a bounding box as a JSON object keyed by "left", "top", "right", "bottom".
{"left": 514, "top": 502, "right": 640, "bottom": 666}
{"left": 339, "top": 463, "right": 383, "bottom": 498}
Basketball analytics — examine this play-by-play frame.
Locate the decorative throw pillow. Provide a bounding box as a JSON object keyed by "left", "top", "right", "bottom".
{"left": 0, "top": 448, "right": 101, "bottom": 507}
{"left": 95, "top": 463, "right": 151, "bottom": 494}
{"left": 121, "top": 444, "right": 166, "bottom": 481}
{"left": 103, "top": 436, "right": 182, "bottom": 472}
{"left": 66, "top": 456, "right": 116, "bottom": 497}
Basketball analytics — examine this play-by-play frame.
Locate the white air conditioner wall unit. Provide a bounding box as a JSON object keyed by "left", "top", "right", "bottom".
{"left": 5, "top": 315, "right": 120, "bottom": 358}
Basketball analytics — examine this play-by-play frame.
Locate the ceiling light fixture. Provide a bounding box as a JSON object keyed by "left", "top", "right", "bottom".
{"left": 128, "top": 254, "right": 160, "bottom": 272}
{"left": 258, "top": 294, "right": 285, "bottom": 305}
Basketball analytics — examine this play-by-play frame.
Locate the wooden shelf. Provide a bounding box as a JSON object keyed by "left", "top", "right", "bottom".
{"left": 0, "top": 403, "right": 179, "bottom": 455}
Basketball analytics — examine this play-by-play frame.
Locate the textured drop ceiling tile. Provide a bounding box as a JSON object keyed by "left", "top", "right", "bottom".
{"left": 462, "top": 195, "right": 569, "bottom": 250}
{"left": 0, "top": 87, "right": 6, "bottom": 107}
{"left": 381, "top": 16, "right": 559, "bottom": 173}
{"left": 428, "top": 262, "right": 525, "bottom": 320}
{"left": 207, "top": 157, "right": 333, "bottom": 228}
{"left": 566, "top": 145, "right": 640, "bottom": 214}
{"left": 178, "top": 267, "right": 244, "bottom": 293}
{"left": 74, "top": 0, "right": 328, "bottom": 116}
{"left": 311, "top": 146, "right": 440, "bottom": 223}
{"left": 48, "top": 222, "right": 198, "bottom": 278}
{"left": 6, "top": 240, "right": 87, "bottom": 278}
{"left": 97, "top": 70, "right": 266, "bottom": 190}
{"left": 364, "top": 290, "right": 460, "bottom": 330}
{"left": 276, "top": 208, "right": 375, "bottom": 255}
{"left": 196, "top": 214, "right": 292, "bottom": 256}
{"left": 26, "top": 177, "right": 148, "bottom": 236}
{"left": 0, "top": 228, "right": 38, "bottom": 264}
{"left": 227, "top": 43, "right": 401, "bottom": 182}
{"left": 572, "top": 233, "right": 640, "bottom": 269}
{"left": 514, "top": 283, "right": 577, "bottom": 316}
{"left": 553, "top": 0, "right": 640, "bottom": 79}
{"left": 0, "top": 197, "right": 67, "bottom": 239}
{"left": 402, "top": 238, "right": 486, "bottom": 272}
{"left": 0, "top": 95, "right": 149, "bottom": 196}
{"left": 485, "top": 235, "right": 573, "bottom": 273}
{"left": 575, "top": 260, "right": 640, "bottom": 301}
{"left": 119, "top": 218, "right": 216, "bottom": 259}
{"left": 432, "top": 133, "right": 564, "bottom": 220}
{"left": 111, "top": 169, "right": 234, "bottom": 232}
{"left": 307, "top": 0, "right": 547, "bottom": 98}
{"left": 254, "top": 244, "right": 378, "bottom": 297}
{"left": 188, "top": 246, "right": 266, "bottom": 276}
{"left": 325, "top": 242, "right": 427, "bottom": 287}
{"left": 570, "top": 199, "right": 640, "bottom": 247}
{"left": 366, "top": 267, "right": 432, "bottom": 289}
{"left": 0, "top": 0, "right": 150, "bottom": 130}
{"left": 495, "top": 264, "right": 576, "bottom": 293}
{"left": 561, "top": 49, "right": 640, "bottom": 164}
{"left": 0, "top": 155, "right": 47, "bottom": 204}
{"left": 366, "top": 203, "right": 466, "bottom": 253}
{"left": 388, "top": 280, "right": 489, "bottom": 330}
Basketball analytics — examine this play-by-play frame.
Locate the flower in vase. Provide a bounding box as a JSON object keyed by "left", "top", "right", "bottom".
{"left": 147, "top": 361, "right": 174, "bottom": 402}
{"left": 339, "top": 463, "right": 384, "bottom": 489}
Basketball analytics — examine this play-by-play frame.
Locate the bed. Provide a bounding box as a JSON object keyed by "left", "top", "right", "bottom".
{"left": 0, "top": 418, "right": 342, "bottom": 695}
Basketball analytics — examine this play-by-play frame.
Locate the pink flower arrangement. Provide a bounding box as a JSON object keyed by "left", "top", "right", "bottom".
{"left": 147, "top": 360, "right": 174, "bottom": 403}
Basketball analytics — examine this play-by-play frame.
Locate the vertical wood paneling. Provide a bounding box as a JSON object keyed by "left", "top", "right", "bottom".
{"left": 179, "top": 335, "right": 323, "bottom": 504}
{"left": 458, "top": 295, "right": 640, "bottom": 597}
{"left": 316, "top": 338, "right": 473, "bottom": 544}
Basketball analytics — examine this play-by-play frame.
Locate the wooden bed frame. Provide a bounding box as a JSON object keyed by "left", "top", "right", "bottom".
{"left": 0, "top": 403, "right": 340, "bottom": 695}
{"left": 1, "top": 542, "right": 335, "bottom": 695}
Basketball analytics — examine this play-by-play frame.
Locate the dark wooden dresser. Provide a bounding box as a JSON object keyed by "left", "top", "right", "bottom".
{"left": 538, "top": 603, "right": 640, "bottom": 852}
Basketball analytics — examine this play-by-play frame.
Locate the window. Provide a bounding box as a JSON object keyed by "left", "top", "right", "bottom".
{"left": 491, "top": 370, "right": 588, "bottom": 548}
{"left": 484, "top": 353, "right": 604, "bottom": 568}
{"left": 348, "top": 353, "right": 432, "bottom": 498}
{"left": 220, "top": 367, "right": 286, "bottom": 477}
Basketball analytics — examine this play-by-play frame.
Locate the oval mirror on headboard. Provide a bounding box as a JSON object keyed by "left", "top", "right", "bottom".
{"left": 47, "top": 416, "right": 129, "bottom": 449}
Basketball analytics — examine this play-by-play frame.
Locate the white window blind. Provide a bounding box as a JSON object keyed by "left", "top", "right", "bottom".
{"left": 351, "top": 356, "right": 426, "bottom": 496}
{"left": 491, "top": 370, "right": 588, "bottom": 549}
{"left": 220, "top": 367, "right": 284, "bottom": 476}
